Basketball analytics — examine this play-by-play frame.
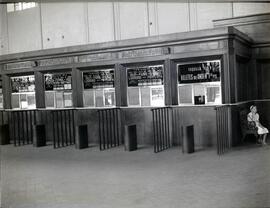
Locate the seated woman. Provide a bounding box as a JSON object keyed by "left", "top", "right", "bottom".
{"left": 247, "top": 105, "right": 269, "bottom": 145}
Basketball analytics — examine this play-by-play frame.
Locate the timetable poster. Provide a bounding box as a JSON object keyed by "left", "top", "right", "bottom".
{"left": 11, "top": 75, "right": 35, "bottom": 93}
{"left": 127, "top": 65, "right": 163, "bottom": 87}
{"left": 178, "top": 60, "right": 220, "bottom": 84}
{"left": 45, "top": 73, "right": 72, "bottom": 91}
{"left": 83, "top": 70, "right": 114, "bottom": 89}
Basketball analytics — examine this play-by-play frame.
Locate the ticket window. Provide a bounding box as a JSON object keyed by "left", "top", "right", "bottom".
{"left": 44, "top": 73, "right": 73, "bottom": 108}
{"left": 0, "top": 77, "right": 3, "bottom": 109}
{"left": 178, "top": 60, "right": 221, "bottom": 105}
{"left": 11, "top": 75, "right": 36, "bottom": 109}
{"left": 83, "top": 69, "right": 115, "bottom": 108}
{"left": 127, "top": 65, "right": 164, "bottom": 107}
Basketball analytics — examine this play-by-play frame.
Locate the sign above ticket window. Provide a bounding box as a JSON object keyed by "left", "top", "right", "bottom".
{"left": 44, "top": 73, "right": 72, "bottom": 91}
{"left": 178, "top": 60, "right": 221, "bottom": 84}
{"left": 127, "top": 65, "right": 163, "bottom": 87}
{"left": 11, "top": 75, "right": 35, "bottom": 93}
{"left": 83, "top": 69, "right": 114, "bottom": 89}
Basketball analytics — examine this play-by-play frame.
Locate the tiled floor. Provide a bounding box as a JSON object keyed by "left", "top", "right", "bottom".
{"left": 1, "top": 144, "right": 270, "bottom": 208}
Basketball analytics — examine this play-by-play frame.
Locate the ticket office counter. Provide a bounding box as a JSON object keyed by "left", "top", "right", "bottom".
{"left": 3, "top": 59, "right": 223, "bottom": 146}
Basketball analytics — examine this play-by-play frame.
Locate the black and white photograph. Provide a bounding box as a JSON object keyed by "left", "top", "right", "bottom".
{"left": 0, "top": 0, "right": 270, "bottom": 207}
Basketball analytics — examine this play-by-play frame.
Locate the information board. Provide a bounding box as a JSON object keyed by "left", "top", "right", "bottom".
{"left": 44, "top": 73, "right": 72, "bottom": 91}
{"left": 127, "top": 65, "right": 163, "bottom": 87}
{"left": 11, "top": 75, "right": 35, "bottom": 93}
{"left": 83, "top": 70, "right": 114, "bottom": 89}
{"left": 178, "top": 60, "right": 220, "bottom": 84}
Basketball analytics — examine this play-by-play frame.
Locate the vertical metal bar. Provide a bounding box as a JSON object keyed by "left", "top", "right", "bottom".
{"left": 112, "top": 109, "right": 116, "bottom": 147}
{"left": 52, "top": 111, "right": 56, "bottom": 148}
{"left": 29, "top": 111, "right": 33, "bottom": 144}
{"left": 68, "top": 110, "right": 72, "bottom": 145}
{"left": 164, "top": 108, "right": 168, "bottom": 149}
{"left": 64, "top": 110, "right": 68, "bottom": 146}
{"left": 25, "top": 111, "right": 29, "bottom": 144}
{"left": 60, "top": 111, "right": 64, "bottom": 147}
{"left": 116, "top": 109, "right": 120, "bottom": 146}
{"left": 108, "top": 109, "right": 112, "bottom": 148}
{"left": 72, "top": 110, "right": 75, "bottom": 145}
{"left": 152, "top": 110, "right": 156, "bottom": 153}
{"left": 102, "top": 110, "right": 105, "bottom": 150}
{"left": 98, "top": 111, "right": 102, "bottom": 150}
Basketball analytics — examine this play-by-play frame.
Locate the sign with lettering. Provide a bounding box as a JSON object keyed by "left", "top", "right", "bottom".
{"left": 83, "top": 69, "right": 114, "bottom": 89}
{"left": 127, "top": 65, "right": 163, "bottom": 87}
{"left": 120, "top": 48, "right": 163, "bottom": 59}
{"left": 5, "top": 61, "right": 35, "bottom": 70}
{"left": 11, "top": 75, "right": 35, "bottom": 93}
{"left": 39, "top": 57, "right": 74, "bottom": 67}
{"left": 44, "top": 73, "right": 72, "bottom": 91}
{"left": 78, "top": 53, "right": 116, "bottom": 63}
{"left": 178, "top": 60, "right": 221, "bottom": 84}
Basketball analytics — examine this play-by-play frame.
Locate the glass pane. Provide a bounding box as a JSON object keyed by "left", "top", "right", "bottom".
{"left": 207, "top": 86, "right": 221, "bottom": 104}
{"left": 151, "top": 87, "right": 164, "bottom": 106}
{"left": 55, "top": 92, "right": 64, "bottom": 108}
{"left": 95, "top": 89, "right": 104, "bottom": 107}
{"left": 104, "top": 89, "right": 115, "bottom": 107}
{"left": 12, "top": 94, "right": 20, "bottom": 109}
{"left": 27, "top": 93, "right": 36, "bottom": 109}
{"left": 84, "top": 90, "right": 95, "bottom": 107}
{"left": 179, "top": 85, "right": 192, "bottom": 104}
{"left": 194, "top": 84, "right": 205, "bottom": 105}
{"left": 141, "top": 87, "right": 151, "bottom": 106}
{"left": 45, "top": 91, "right": 55, "bottom": 108}
{"left": 128, "top": 88, "right": 140, "bottom": 106}
{"left": 7, "top": 4, "right": 15, "bottom": 12}
{"left": 20, "top": 94, "right": 28, "bottom": 109}
{"left": 15, "top": 3, "right": 22, "bottom": 11}
{"left": 64, "top": 92, "right": 73, "bottom": 107}
{"left": 0, "top": 95, "right": 3, "bottom": 108}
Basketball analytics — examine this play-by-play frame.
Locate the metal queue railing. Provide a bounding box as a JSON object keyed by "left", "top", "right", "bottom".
{"left": 8, "top": 110, "right": 36, "bottom": 146}
{"left": 215, "top": 105, "right": 231, "bottom": 155}
{"left": 51, "top": 109, "right": 76, "bottom": 148}
{"left": 98, "top": 108, "right": 122, "bottom": 151}
{"left": 151, "top": 107, "right": 172, "bottom": 153}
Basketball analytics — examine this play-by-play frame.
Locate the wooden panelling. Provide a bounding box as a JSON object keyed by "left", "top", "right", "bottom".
{"left": 118, "top": 1, "right": 149, "bottom": 39}
{"left": 41, "top": 2, "right": 87, "bottom": 49}
{"left": 7, "top": 5, "right": 42, "bottom": 53}
{"left": 87, "top": 2, "right": 115, "bottom": 43}
{"left": 156, "top": 1, "right": 189, "bottom": 35}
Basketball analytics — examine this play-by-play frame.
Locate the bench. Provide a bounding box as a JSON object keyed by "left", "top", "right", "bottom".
{"left": 239, "top": 109, "right": 258, "bottom": 143}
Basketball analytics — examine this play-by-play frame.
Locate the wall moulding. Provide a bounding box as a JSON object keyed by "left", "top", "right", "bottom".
{"left": 38, "top": 57, "right": 74, "bottom": 67}
{"left": 77, "top": 52, "right": 117, "bottom": 63}
{"left": 4, "top": 61, "right": 36, "bottom": 70}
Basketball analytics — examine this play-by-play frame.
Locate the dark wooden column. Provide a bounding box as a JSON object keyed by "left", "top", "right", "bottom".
{"left": 228, "top": 38, "right": 237, "bottom": 103}
{"left": 170, "top": 60, "right": 178, "bottom": 105}
{"left": 115, "top": 63, "right": 127, "bottom": 107}
{"left": 72, "top": 67, "right": 83, "bottom": 107}
{"left": 164, "top": 59, "right": 172, "bottom": 106}
{"left": 34, "top": 71, "right": 45, "bottom": 108}
{"left": 2, "top": 74, "right": 11, "bottom": 109}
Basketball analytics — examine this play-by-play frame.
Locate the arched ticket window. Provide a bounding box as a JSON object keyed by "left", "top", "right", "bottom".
{"left": 11, "top": 75, "right": 36, "bottom": 109}
{"left": 177, "top": 60, "right": 222, "bottom": 105}
{"left": 83, "top": 69, "right": 115, "bottom": 107}
{"left": 44, "top": 72, "right": 72, "bottom": 108}
{"left": 127, "top": 65, "right": 164, "bottom": 107}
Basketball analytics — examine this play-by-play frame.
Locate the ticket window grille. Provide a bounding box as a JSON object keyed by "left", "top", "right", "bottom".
{"left": 44, "top": 73, "right": 73, "bottom": 108}
{"left": 127, "top": 65, "right": 164, "bottom": 107}
{"left": 83, "top": 69, "right": 115, "bottom": 108}
{"left": 11, "top": 75, "right": 36, "bottom": 109}
{"left": 177, "top": 60, "right": 222, "bottom": 105}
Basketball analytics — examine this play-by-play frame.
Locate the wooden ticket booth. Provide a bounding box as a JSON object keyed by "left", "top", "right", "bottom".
{"left": 1, "top": 25, "right": 266, "bottom": 154}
